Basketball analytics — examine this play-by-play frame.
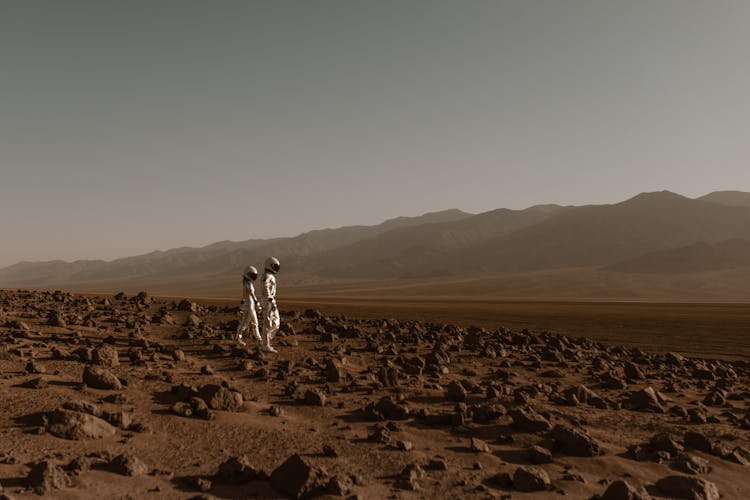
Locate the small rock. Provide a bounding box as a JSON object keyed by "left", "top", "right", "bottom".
{"left": 513, "top": 465, "right": 551, "bottom": 492}
{"left": 92, "top": 346, "right": 120, "bottom": 367}
{"left": 368, "top": 426, "right": 391, "bottom": 444}
{"left": 269, "top": 405, "right": 284, "bottom": 417}
{"left": 445, "top": 380, "right": 468, "bottom": 402}
{"left": 193, "top": 478, "right": 212, "bottom": 492}
{"left": 601, "top": 480, "right": 651, "bottom": 500}
{"left": 26, "top": 461, "right": 72, "bottom": 494}
{"left": 364, "top": 396, "right": 410, "bottom": 421}
{"left": 396, "top": 440, "right": 413, "bottom": 451}
{"left": 322, "top": 445, "right": 338, "bottom": 457}
{"left": 46, "top": 311, "right": 66, "bottom": 327}
{"left": 270, "top": 454, "right": 328, "bottom": 499}
{"left": 470, "top": 437, "right": 491, "bottom": 453}
{"left": 303, "top": 389, "right": 327, "bottom": 406}
{"left": 178, "top": 299, "right": 199, "bottom": 312}
{"left": 684, "top": 431, "right": 712, "bottom": 453}
{"left": 65, "top": 456, "right": 96, "bottom": 476}
{"left": 510, "top": 407, "right": 552, "bottom": 432}
{"left": 25, "top": 360, "right": 45, "bottom": 374}
{"left": 650, "top": 432, "right": 684, "bottom": 456}
{"left": 628, "top": 387, "right": 664, "bottom": 413}
{"left": 215, "top": 455, "right": 262, "bottom": 483}
{"left": 623, "top": 361, "right": 645, "bottom": 380}
{"left": 109, "top": 453, "right": 148, "bottom": 476}
{"left": 397, "top": 463, "right": 424, "bottom": 491}
{"left": 186, "top": 314, "right": 202, "bottom": 327}
{"left": 551, "top": 424, "right": 602, "bottom": 456}
{"left": 427, "top": 458, "right": 448, "bottom": 470}
{"left": 23, "top": 377, "right": 48, "bottom": 389}
{"left": 675, "top": 455, "right": 711, "bottom": 475}
{"left": 103, "top": 409, "right": 132, "bottom": 429}
{"left": 528, "top": 445, "right": 553, "bottom": 464}
{"left": 324, "top": 359, "right": 348, "bottom": 383}
{"left": 688, "top": 407, "right": 709, "bottom": 424}
{"left": 490, "top": 471, "right": 513, "bottom": 488}
{"left": 325, "top": 475, "right": 351, "bottom": 496}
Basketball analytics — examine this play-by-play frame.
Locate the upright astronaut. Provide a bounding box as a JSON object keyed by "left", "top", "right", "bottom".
{"left": 235, "top": 265, "right": 262, "bottom": 346}
{"left": 259, "top": 256, "right": 281, "bottom": 353}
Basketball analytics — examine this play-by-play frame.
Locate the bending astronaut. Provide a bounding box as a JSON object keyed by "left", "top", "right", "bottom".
{"left": 259, "top": 256, "right": 281, "bottom": 353}
{"left": 235, "top": 265, "right": 262, "bottom": 347}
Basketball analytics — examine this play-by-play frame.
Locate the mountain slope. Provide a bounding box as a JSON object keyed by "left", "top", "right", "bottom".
{"left": 0, "top": 209, "right": 472, "bottom": 287}
{"left": 605, "top": 238, "right": 750, "bottom": 274}
{"left": 698, "top": 190, "right": 750, "bottom": 208}
{"left": 311, "top": 204, "right": 568, "bottom": 279}
{"left": 442, "top": 191, "right": 750, "bottom": 274}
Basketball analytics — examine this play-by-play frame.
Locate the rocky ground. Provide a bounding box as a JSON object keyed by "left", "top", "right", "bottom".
{"left": 0, "top": 289, "right": 749, "bottom": 499}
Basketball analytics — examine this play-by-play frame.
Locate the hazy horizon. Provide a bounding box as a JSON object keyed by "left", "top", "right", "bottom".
{"left": 2, "top": 1, "right": 750, "bottom": 267}
{"left": 0, "top": 188, "right": 743, "bottom": 268}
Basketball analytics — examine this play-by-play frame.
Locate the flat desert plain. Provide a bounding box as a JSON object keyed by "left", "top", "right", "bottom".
{"left": 279, "top": 298, "right": 750, "bottom": 360}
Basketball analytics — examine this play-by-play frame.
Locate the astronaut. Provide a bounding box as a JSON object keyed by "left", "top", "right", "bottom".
{"left": 259, "top": 256, "right": 281, "bottom": 353}
{"left": 235, "top": 265, "right": 262, "bottom": 347}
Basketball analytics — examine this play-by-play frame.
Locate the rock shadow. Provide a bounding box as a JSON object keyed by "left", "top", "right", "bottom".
{"left": 171, "top": 475, "right": 278, "bottom": 499}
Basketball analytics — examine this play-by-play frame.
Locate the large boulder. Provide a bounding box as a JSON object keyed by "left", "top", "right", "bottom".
{"left": 650, "top": 432, "right": 684, "bottom": 456}
{"left": 46, "top": 409, "right": 117, "bottom": 440}
{"left": 684, "top": 432, "right": 712, "bottom": 453}
{"left": 551, "top": 425, "right": 602, "bottom": 456}
{"left": 510, "top": 407, "right": 552, "bottom": 432}
{"left": 655, "top": 475, "right": 719, "bottom": 500}
{"left": 602, "top": 480, "right": 651, "bottom": 500}
{"left": 109, "top": 453, "right": 148, "bottom": 476}
{"left": 26, "top": 461, "right": 72, "bottom": 494}
{"left": 82, "top": 365, "right": 122, "bottom": 390}
{"left": 270, "top": 454, "right": 327, "bottom": 498}
{"left": 198, "top": 384, "right": 243, "bottom": 412}
{"left": 627, "top": 387, "right": 664, "bottom": 413}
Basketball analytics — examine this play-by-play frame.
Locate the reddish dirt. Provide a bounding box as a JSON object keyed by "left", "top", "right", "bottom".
{"left": 284, "top": 297, "right": 750, "bottom": 360}
{"left": 1, "top": 289, "right": 749, "bottom": 499}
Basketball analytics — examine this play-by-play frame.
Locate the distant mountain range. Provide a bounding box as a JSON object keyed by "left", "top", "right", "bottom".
{"left": 3, "top": 190, "right": 750, "bottom": 300}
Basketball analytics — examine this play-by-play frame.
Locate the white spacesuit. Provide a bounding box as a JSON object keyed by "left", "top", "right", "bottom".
{"left": 259, "top": 256, "right": 281, "bottom": 353}
{"left": 235, "top": 265, "right": 262, "bottom": 346}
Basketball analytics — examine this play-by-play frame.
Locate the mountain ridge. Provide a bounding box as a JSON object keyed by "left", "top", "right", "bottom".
{"left": 3, "top": 191, "right": 750, "bottom": 299}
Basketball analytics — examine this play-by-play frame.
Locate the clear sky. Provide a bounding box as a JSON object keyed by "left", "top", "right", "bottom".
{"left": 1, "top": 1, "right": 749, "bottom": 267}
